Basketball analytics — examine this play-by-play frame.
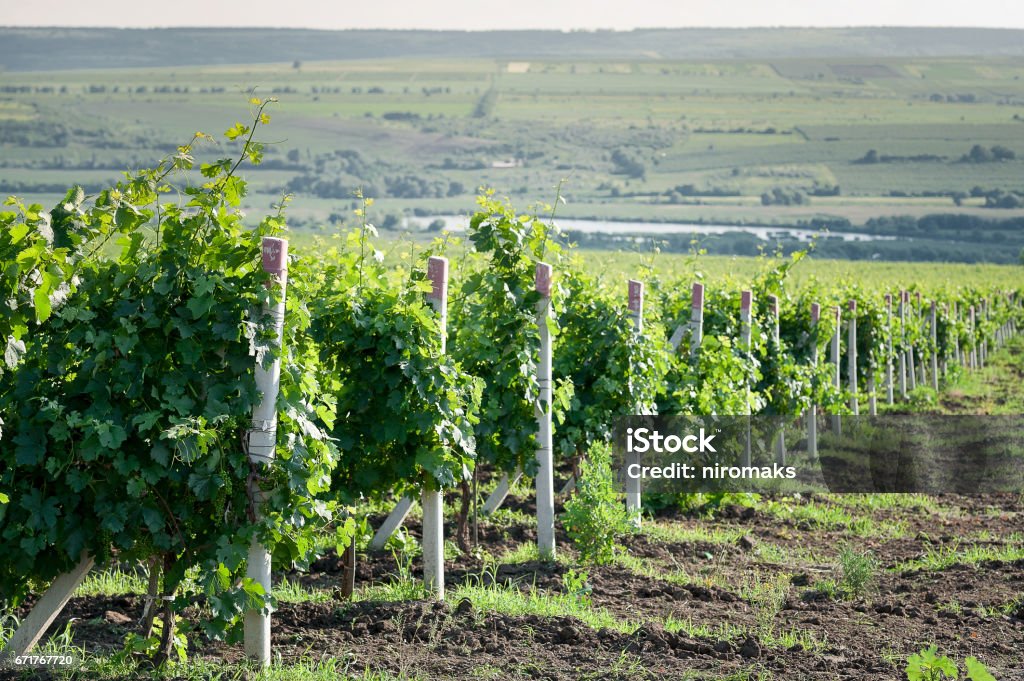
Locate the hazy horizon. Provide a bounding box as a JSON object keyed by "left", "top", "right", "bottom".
{"left": 5, "top": 0, "right": 1024, "bottom": 31}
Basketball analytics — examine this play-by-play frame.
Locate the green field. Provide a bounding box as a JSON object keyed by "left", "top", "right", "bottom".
{"left": 288, "top": 230, "right": 1024, "bottom": 292}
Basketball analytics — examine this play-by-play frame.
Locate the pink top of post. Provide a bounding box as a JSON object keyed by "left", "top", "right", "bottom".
{"left": 535, "top": 262, "right": 552, "bottom": 297}
{"left": 916, "top": 292, "right": 922, "bottom": 306}
{"left": 885, "top": 293, "right": 892, "bottom": 306}
{"left": 741, "top": 290, "right": 752, "bottom": 312}
{"left": 849, "top": 299, "right": 857, "bottom": 312}
{"left": 768, "top": 294, "right": 779, "bottom": 316}
{"left": 427, "top": 256, "right": 449, "bottom": 303}
{"left": 834, "top": 305, "right": 841, "bottom": 320}
{"left": 903, "top": 290, "right": 910, "bottom": 303}
{"left": 811, "top": 303, "right": 820, "bottom": 323}
{"left": 261, "top": 237, "right": 288, "bottom": 275}
{"left": 628, "top": 280, "right": 643, "bottom": 313}
{"left": 691, "top": 282, "right": 704, "bottom": 309}
{"left": 931, "top": 300, "right": 937, "bottom": 313}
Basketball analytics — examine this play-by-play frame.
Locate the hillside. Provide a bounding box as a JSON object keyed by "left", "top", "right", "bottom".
{"left": 3, "top": 26, "right": 1024, "bottom": 71}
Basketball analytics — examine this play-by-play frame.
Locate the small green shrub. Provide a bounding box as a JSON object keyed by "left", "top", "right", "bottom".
{"left": 561, "top": 443, "right": 631, "bottom": 565}
{"left": 838, "top": 546, "right": 877, "bottom": 599}
{"left": 905, "top": 645, "right": 995, "bottom": 681}
{"left": 561, "top": 568, "right": 592, "bottom": 606}
{"left": 812, "top": 578, "right": 839, "bottom": 600}
{"left": 674, "top": 492, "right": 761, "bottom": 517}
{"left": 906, "top": 387, "right": 938, "bottom": 412}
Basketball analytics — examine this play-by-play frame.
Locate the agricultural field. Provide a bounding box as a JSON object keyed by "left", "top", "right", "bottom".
{"left": 2, "top": 28, "right": 1024, "bottom": 261}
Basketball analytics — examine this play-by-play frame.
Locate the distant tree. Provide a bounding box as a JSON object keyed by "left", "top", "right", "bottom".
{"left": 991, "top": 145, "right": 1016, "bottom": 161}
{"left": 962, "top": 144, "right": 994, "bottom": 163}
{"left": 985, "top": 191, "right": 1023, "bottom": 209}
{"left": 858, "top": 149, "right": 879, "bottom": 164}
{"left": 610, "top": 148, "right": 646, "bottom": 179}
{"left": 286, "top": 149, "right": 301, "bottom": 164}
{"left": 761, "top": 187, "right": 806, "bottom": 206}
{"left": 292, "top": 60, "right": 301, "bottom": 70}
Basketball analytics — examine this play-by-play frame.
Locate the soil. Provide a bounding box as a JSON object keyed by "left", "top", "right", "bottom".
{"left": 9, "top": 492, "right": 1024, "bottom": 681}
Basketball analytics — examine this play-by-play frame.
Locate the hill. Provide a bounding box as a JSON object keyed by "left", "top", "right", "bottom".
{"left": 3, "top": 26, "right": 1024, "bottom": 71}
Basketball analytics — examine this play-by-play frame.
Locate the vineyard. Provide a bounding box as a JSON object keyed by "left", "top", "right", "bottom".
{"left": 1, "top": 109, "right": 1023, "bottom": 680}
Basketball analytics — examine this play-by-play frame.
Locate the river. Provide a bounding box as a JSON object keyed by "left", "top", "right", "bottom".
{"left": 401, "top": 215, "right": 894, "bottom": 242}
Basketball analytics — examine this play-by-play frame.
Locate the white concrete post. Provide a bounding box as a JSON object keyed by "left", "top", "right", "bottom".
{"left": 885, "top": 294, "right": 894, "bottom": 405}
{"left": 628, "top": 280, "right": 644, "bottom": 334}
{"left": 535, "top": 262, "right": 555, "bottom": 560}
{"left": 808, "top": 303, "right": 820, "bottom": 457}
{"left": 969, "top": 306, "right": 978, "bottom": 370}
{"left": 690, "top": 282, "right": 705, "bottom": 357}
{"left": 3, "top": 554, "right": 94, "bottom": 661}
{"left": 422, "top": 256, "right": 449, "bottom": 599}
{"left": 865, "top": 302, "right": 876, "bottom": 414}
{"left": 668, "top": 324, "right": 687, "bottom": 351}
{"left": 481, "top": 468, "right": 523, "bottom": 515}
{"left": 831, "top": 305, "right": 842, "bottom": 434}
{"left": 370, "top": 498, "right": 414, "bottom": 550}
{"left": 997, "top": 298, "right": 1004, "bottom": 347}
{"left": 940, "top": 303, "right": 948, "bottom": 377}
{"left": 244, "top": 236, "right": 288, "bottom": 666}
{"left": 906, "top": 292, "right": 917, "bottom": 391}
{"left": 916, "top": 292, "right": 926, "bottom": 386}
{"left": 848, "top": 300, "right": 858, "bottom": 416}
{"left": 625, "top": 280, "right": 644, "bottom": 525}
{"left": 769, "top": 295, "right": 785, "bottom": 464}
{"left": 740, "top": 290, "right": 753, "bottom": 466}
{"left": 953, "top": 301, "right": 962, "bottom": 367}
{"left": 898, "top": 292, "right": 908, "bottom": 399}
{"left": 980, "top": 299, "right": 988, "bottom": 368}
{"left": 930, "top": 301, "right": 939, "bottom": 392}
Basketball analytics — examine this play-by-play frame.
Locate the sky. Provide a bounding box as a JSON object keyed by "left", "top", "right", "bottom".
{"left": 4, "top": 0, "right": 1024, "bottom": 30}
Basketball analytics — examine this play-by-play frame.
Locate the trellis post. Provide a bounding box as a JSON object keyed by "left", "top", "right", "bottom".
{"left": 865, "top": 300, "right": 877, "bottom": 417}
{"left": 885, "top": 294, "right": 894, "bottom": 405}
{"left": 244, "top": 236, "right": 289, "bottom": 665}
{"left": 807, "top": 303, "right": 820, "bottom": 457}
{"left": 930, "top": 301, "right": 939, "bottom": 392}
{"left": 953, "top": 302, "right": 962, "bottom": 367}
{"left": 980, "top": 299, "right": 988, "bottom": 368}
{"left": 740, "top": 291, "right": 753, "bottom": 466}
{"left": 481, "top": 468, "right": 523, "bottom": 515}
{"left": 690, "top": 282, "right": 705, "bottom": 357}
{"left": 830, "top": 305, "right": 842, "bottom": 434}
{"left": 2, "top": 554, "right": 94, "bottom": 662}
{"left": 369, "top": 498, "right": 414, "bottom": 551}
{"left": 897, "top": 292, "right": 907, "bottom": 399}
{"left": 422, "top": 256, "right": 448, "bottom": 599}
{"left": 969, "top": 306, "right": 978, "bottom": 369}
{"left": 625, "top": 280, "right": 644, "bottom": 525}
{"left": 535, "top": 262, "right": 556, "bottom": 560}
{"left": 848, "top": 300, "right": 858, "bottom": 415}
{"left": 768, "top": 295, "right": 785, "bottom": 464}
{"left": 916, "top": 292, "right": 926, "bottom": 386}
{"left": 907, "top": 292, "right": 918, "bottom": 391}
